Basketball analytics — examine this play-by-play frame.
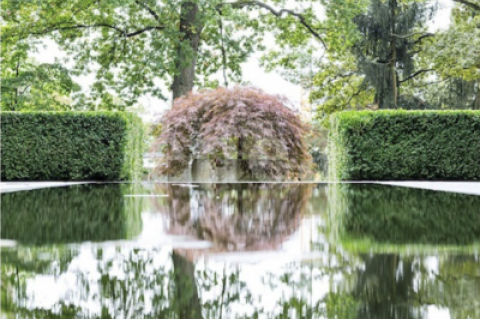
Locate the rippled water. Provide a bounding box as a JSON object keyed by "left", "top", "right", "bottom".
{"left": 1, "top": 183, "right": 480, "bottom": 319}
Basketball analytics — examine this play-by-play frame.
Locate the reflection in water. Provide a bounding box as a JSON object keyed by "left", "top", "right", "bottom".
{"left": 1, "top": 183, "right": 480, "bottom": 318}
{"left": 153, "top": 183, "right": 313, "bottom": 254}
{"left": 337, "top": 184, "right": 480, "bottom": 245}
{"left": 1, "top": 184, "right": 142, "bottom": 245}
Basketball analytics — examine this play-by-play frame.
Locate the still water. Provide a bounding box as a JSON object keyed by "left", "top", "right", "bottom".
{"left": 1, "top": 183, "right": 480, "bottom": 319}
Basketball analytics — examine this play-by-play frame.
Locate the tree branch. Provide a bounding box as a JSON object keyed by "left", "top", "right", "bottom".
{"left": 453, "top": 0, "right": 480, "bottom": 11}
{"left": 413, "top": 33, "right": 435, "bottom": 44}
{"left": 219, "top": 0, "right": 327, "bottom": 49}
{"left": 29, "top": 23, "right": 163, "bottom": 38}
{"left": 399, "top": 68, "right": 435, "bottom": 83}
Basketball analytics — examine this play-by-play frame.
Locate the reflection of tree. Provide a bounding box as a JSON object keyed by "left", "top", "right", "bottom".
{"left": 172, "top": 252, "right": 203, "bottom": 319}
{"left": 1, "top": 246, "right": 80, "bottom": 319}
{"left": 153, "top": 183, "right": 313, "bottom": 254}
{"left": 351, "top": 254, "right": 421, "bottom": 319}
{"left": 419, "top": 255, "right": 480, "bottom": 319}
{"left": 152, "top": 183, "right": 314, "bottom": 319}
{"left": 333, "top": 253, "right": 480, "bottom": 319}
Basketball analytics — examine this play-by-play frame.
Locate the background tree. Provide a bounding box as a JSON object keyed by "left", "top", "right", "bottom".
{"left": 352, "top": 0, "right": 436, "bottom": 109}
{"left": 1, "top": 35, "right": 81, "bottom": 111}
{"left": 152, "top": 86, "right": 313, "bottom": 180}
{"left": 422, "top": 0, "right": 480, "bottom": 109}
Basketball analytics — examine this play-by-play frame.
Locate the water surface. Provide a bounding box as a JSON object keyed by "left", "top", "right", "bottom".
{"left": 1, "top": 183, "right": 480, "bottom": 319}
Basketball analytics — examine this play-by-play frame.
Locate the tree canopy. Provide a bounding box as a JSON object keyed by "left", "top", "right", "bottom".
{"left": 1, "top": 0, "right": 324, "bottom": 108}
{"left": 2, "top": 0, "right": 478, "bottom": 115}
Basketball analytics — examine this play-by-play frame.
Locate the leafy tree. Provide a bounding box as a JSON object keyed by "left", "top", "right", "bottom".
{"left": 263, "top": 0, "right": 438, "bottom": 119}
{"left": 422, "top": 0, "right": 480, "bottom": 109}
{"left": 1, "top": 35, "right": 80, "bottom": 111}
{"left": 2, "top": 0, "right": 325, "bottom": 105}
{"left": 152, "top": 86, "right": 313, "bottom": 179}
{"left": 351, "top": 0, "right": 436, "bottom": 109}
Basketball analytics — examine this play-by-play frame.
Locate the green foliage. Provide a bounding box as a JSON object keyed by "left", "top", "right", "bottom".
{"left": 1, "top": 112, "right": 144, "bottom": 181}
{"left": 340, "top": 184, "right": 480, "bottom": 245}
{"left": 153, "top": 87, "right": 314, "bottom": 180}
{"left": 1, "top": 184, "right": 142, "bottom": 245}
{"left": 329, "top": 110, "right": 480, "bottom": 180}
{"left": 1, "top": 0, "right": 279, "bottom": 103}
{"left": 0, "top": 34, "right": 81, "bottom": 111}
{"left": 426, "top": 1, "right": 480, "bottom": 82}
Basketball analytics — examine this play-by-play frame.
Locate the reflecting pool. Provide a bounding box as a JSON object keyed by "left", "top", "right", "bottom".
{"left": 1, "top": 183, "right": 480, "bottom": 319}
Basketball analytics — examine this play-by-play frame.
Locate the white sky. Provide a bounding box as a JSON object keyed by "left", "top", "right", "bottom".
{"left": 33, "top": 0, "right": 454, "bottom": 122}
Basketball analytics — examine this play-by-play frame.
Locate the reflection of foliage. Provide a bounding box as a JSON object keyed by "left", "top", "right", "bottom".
{"left": 352, "top": 254, "right": 422, "bottom": 319}
{"left": 4, "top": 183, "right": 480, "bottom": 319}
{"left": 153, "top": 183, "right": 313, "bottom": 253}
{"left": 152, "top": 87, "right": 313, "bottom": 180}
{"left": 340, "top": 184, "right": 480, "bottom": 245}
{"left": 1, "top": 184, "right": 142, "bottom": 245}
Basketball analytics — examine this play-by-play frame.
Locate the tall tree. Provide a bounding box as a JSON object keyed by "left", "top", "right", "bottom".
{"left": 2, "top": 0, "right": 325, "bottom": 104}
{"left": 352, "top": 0, "right": 435, "bottom": 109}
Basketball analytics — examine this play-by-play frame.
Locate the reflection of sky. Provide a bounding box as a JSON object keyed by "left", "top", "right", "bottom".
{"left": 23, "top": 211, "right": 336, "bottom": 317}
{"left": 18, "top": 210, "right": 453, "bottom": 318}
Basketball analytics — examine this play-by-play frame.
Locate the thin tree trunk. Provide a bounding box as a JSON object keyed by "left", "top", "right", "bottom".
{"left": 171, "top": 1, "right": 202, "bottom": 101}
{"left": 389, "top": 0, "right": 398, "bottom": 108}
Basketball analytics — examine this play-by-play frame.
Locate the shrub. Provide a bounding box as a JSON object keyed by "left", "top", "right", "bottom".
{"left": 329, "top": 110, "right": 480, "bottom": 180}
{"left": 1, "top": 112, "right": 144, "bottom": 181}
{"left": 152, "top": 86, "right": 313, "bottom": 180}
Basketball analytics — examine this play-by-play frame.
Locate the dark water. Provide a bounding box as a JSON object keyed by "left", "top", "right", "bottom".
{"left": 1, "top": 183, "right": 480, "bottom": 319}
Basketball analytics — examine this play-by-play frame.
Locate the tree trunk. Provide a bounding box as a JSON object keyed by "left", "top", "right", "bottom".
{"left": 389, "top": 0, "right": 398, "bottom": 108}
{"left": 171, "top": 1, "right": 202, "bottom": 101}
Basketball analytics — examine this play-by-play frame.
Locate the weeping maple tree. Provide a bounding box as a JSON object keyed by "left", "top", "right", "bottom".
{"left": 152, "top": 87, "right": 313, "bottom": 180}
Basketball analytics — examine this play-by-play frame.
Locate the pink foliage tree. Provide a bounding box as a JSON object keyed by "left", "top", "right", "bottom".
{"left": 152, "top": 86, "right": 313, "bottom": 179}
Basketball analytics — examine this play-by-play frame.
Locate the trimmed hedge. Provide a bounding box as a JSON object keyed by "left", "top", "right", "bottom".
{"left": 329, "top": 110, "right": 480, "bottom": 180}
{"left": 1, "top": 112, "right": 144, "bottom": 181}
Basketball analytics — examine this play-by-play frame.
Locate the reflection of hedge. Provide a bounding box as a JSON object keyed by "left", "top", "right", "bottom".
{"left": 1, "top": 184, "right": 142, "bottom": 245}
{"left": 329, "top": 111, "right": 480, "bottom": 180}
{"left": 341, "top": 184, "right": 480, "bottom": 245}
{"left": 1, "top": 112, "right": 144, "bottom": 181}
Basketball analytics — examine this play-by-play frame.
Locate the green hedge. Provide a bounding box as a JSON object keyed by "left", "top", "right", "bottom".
{"left": 329, "top": 110, "right": 480, "bottom": 180}
{"left": 1, "top": 112, "right": 144, "bottom": 181}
